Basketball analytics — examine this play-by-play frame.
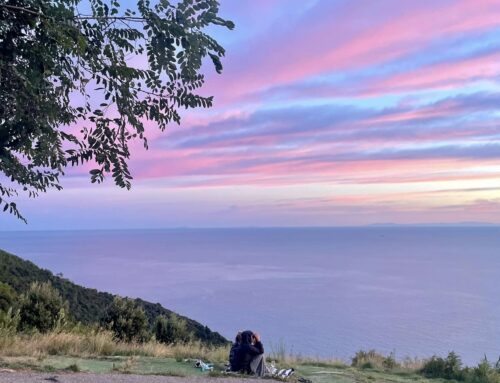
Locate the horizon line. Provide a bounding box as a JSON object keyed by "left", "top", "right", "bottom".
{"left": 1, "top": 223, "right": 500, "bottom": 232}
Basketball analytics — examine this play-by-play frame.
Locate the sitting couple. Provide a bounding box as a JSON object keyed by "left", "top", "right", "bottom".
{"left": 229, "top": 330, "right": 267, "bottom": 377}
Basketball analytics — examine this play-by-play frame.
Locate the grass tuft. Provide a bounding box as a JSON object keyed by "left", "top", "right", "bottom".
{"left": 65, "top": 363, "right": 80, "bottom": 372}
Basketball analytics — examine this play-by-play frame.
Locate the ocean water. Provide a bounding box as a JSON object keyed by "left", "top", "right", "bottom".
{"left": 0, "top": 227, "right": 499, "bottom": 365}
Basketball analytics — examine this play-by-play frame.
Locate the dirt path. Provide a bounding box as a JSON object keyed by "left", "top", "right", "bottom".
{"left": 0, "top": 371, "right": 258, "bottom": 383}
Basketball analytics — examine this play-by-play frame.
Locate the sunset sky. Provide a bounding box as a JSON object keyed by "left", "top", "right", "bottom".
{"left": 3, "top": 0, "right": 500, "bottom": 229}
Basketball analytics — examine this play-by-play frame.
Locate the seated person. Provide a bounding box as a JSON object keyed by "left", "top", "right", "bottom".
{"left": 229, "top": 332, "right": 242, "bottom": 371}
{"left": 233, "top": 330, "right": 267, "bottom": 376}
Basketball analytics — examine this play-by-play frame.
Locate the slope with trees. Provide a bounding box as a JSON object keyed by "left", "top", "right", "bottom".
{"left": 0, "top": 249, "right": 228, "bottom": 345}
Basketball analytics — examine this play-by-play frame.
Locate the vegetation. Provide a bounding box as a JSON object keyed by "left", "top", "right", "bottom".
{"left": 347, "top": 350, "right": 500, "bottom": 383}
{"left": 0, "top": 281, "right": 17, "bottom": 312}
{"left": 18, "top": 281, "right": 69, "bottom": 333}
{"left": 421, "top": 352, "right": 463, "bottom": 380}
{"left": 103, "top": 296, "right": 149, "bottom": 342}
{"left": 0, "top": 336, "right": 498, "bottom": 383}
{"left": 421, "top": 353, "right": 500, "bottom": 383}
{"left": 0, "top": 249, "right": 227, "bottom": 344}
{"left": 0, "top": 0, "right": 234, "bottom": 222}
{"left": 1, "top": 248, "right": 498, "bottom": 383}
{"left": 0, "top": 355, "right": 212, "bottom": 377}
{"left": 351, "top": 349, "right": 397, "bottom": 370}
{"left": 0, "top": 307, "right": 20, "bottom": 337}
{"left": 0, "top": 327, "right": 230, "bottom": 361}
{"left": 154, "top": 314, "right": 192, "bottom": 344}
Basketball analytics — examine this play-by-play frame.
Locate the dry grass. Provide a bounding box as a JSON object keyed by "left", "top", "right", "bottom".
{"left": 0, "top": 330, "right": 427, "bottom": 374}
{"left": 170, "top": 341, "right": 230, "bottom": 362}
{"left": 400, "top": 356, "right": 426, "bottom": 372}
{"left": 289, "top": 356, "right": 348, "bottom": 368}
{"left": 0, "top": 330, "right": 350, "bottom": 371}
{"left": 112, "top": 356, "right": 139, "bottom": 373}
{"left": 351, "top": 350, "right": 394, "bottom": 370}
{"left": 0, "top": 330, "right": 231, "bottom": 362}
{"left": 267, "top": 339, "right": 348, "bottom": 368}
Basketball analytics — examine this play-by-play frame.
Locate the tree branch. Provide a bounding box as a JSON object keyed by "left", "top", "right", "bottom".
{"left": 0, "top": 4, "right": 40, "bottom": 16}
{"left": 0, "top": 4, "right": 146, "bottom": 22}
{"left": 75, "top": 15, "right": 146, "bottom": 22}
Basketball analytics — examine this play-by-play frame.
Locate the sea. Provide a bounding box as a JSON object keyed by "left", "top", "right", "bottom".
{"left": 0, "top": 227, "right": 499, "bottom": 365}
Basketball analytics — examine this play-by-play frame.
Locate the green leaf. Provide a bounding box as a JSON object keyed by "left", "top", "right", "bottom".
{"left": 0, "top": 0, "right": 234, "bottom": 222}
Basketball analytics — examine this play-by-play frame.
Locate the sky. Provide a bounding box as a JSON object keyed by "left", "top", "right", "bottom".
{"left": 2, "top": 0, "right": 500, "bottom": 230}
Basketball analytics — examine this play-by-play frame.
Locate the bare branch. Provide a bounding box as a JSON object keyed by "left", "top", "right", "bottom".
{"left": 0, "top": 4, "right": 41, "bottom": 16}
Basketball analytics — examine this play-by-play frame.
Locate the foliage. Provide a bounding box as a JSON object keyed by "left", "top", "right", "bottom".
{"left": 463, "top": 358, "right": 500, "bottom": 383}
{"left": 0, "top": 281, "right": 17, "bottom": 312}
{"left": 351, "top": 349, "right": 399, "bottom": 370}
{"left": 0, "top": 0, "right": 234, "bottom": 222}
{"left": 0, "top": 327, "right": 231, "bottom": 363}
{"left": 18, "top": 281, "right": 69, "bottom": 333}
{"left": 446, "top": 352, "right": 464, "bottom": 379}
{"left": 421, "top": 353, "right": 500, "bottom": 383}
{"left": 383, "top": 351, "right": 397, "bottom": 370}
{"left": 421, "top": 352, "right": 463, "bottom": 380}
{"left": 154, "top": 315, "right": 169, "bottom": 343}
{"left": 0, "top": 249, "right": 228, "bottom": 345}
{"left": 0, "top": 330, "right": 497, "bottom": 383}
{"left": 0, "top": 307, "right": 21, "bottom": 336}
{"left": 154, "top": 314, "right": 192, "bottom": 344}
{"left": 103, "top": 296, "right": 149, "bottom": 342}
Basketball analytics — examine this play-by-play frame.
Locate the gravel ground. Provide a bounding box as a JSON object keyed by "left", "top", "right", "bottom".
{"left": 0, "top": 371, "right": 258, "bottom": 383}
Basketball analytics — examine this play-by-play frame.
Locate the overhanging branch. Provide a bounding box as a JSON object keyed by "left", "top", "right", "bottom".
{"left": 0, "top": 4, "right": 146, "bottom": 22}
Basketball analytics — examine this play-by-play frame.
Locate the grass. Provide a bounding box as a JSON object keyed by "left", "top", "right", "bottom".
{"left": 268, "top": 339, "right": 349, "bottom": 368}
{"left": 0, "top": 330, "right": 231, "bottom": 361}
{"left": 0, "top": 354, "right": 440, "bottom": 383}
{"left": 1, "top": 331, "right": 498, "bottom": 383}
{"left": 0, "top": 355, "right": 202, "bottom": 376}
{"left": 2, "top": 353, "right": 497, "bottom": 383}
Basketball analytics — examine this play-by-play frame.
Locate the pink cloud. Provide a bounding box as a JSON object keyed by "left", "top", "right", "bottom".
{"left": 365, "top": 52, "right": 500, "bottom": 95}
{"left": 206, "top": 0, "right": 500, "bottom": 104}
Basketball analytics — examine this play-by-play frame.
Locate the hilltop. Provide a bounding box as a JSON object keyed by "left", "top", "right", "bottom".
{"left": 0, "top": 249, "right": 227, "bottom": 346}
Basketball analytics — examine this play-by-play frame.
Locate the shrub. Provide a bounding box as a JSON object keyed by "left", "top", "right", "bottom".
{"left": 383, "top": 351, "right": 397, "bottom": 370}
{"left": 421, "top": 356, "right": 447, "bottom": 378}
{"left": 0, "top": 282, "right": 17, "bottom": 312}
{"left": 464, "top": 358, "right": 500, "bottom": 383}
{"left": 0, "top": 307, "right": 20, "bottom": 338}
{"left": 420, "top": 352, "right": 464, "bottom": 380}
{"left": 18, "top": 282, "right": 69, "bottom": 333}
{"left": 421, "top": 353, "right": 500, "bottom": 383}
{"left": 154, "top": 314, "right": 192, "bottom": 344}
{"left": 65, "top": 363, "right": 80, "bottom": 372}
{"left": 103, "top": 297, "right": 149, "bottom": 342}
{"left": 352, "top": 349, "right": 398, "bottom": 370}
{"left": 475, "top": 358, "right": 492, "bottom": 379}
{"left": 400, "top": 356, "right": 425, "bottom": 371}
{"left": 154, "top": 315, "right": 169, "bottom": 343}
{"left": 445, "top": 352, "right": 463, "bottom": 380}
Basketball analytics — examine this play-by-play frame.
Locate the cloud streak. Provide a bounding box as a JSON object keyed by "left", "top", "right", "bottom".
{"left": 4, "top": 0, "right": 500, "bottom": 229}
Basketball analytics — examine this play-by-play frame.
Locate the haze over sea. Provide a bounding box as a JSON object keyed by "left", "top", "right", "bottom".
{"left": 1, "top": 227, "right": 499, "bottom": 365}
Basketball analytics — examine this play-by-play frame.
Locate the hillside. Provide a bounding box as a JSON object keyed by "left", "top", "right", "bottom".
{"left": 0, "top": 249, "right": 228, "bottom": 345}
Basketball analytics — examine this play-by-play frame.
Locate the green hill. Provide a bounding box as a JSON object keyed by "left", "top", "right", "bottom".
{"left": 0, "top": 249, "right": 228, "bottom": 345}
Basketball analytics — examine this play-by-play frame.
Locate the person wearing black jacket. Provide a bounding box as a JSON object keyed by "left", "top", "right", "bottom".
{"left": 229, "top": 332, "right": 242, "bottom": 371}
{"left": 231, "top": 330, "right": 266, "bottom": 376}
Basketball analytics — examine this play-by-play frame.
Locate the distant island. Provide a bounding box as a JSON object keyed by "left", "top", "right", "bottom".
{"left": 367, "top": 222, "right": 499, "bottom": 227}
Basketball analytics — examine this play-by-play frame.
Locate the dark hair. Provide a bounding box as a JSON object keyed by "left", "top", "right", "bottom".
{"left": 240, "top": 330, "right": 253, "bottom": 345}
{"left": 235, "top": 331, "right": 242, "bottom": 344}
